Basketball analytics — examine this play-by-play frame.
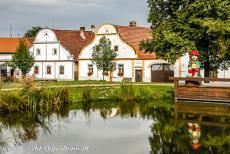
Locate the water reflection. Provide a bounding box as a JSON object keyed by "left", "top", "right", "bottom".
{"left": 1, "top": 100, "right": 230, "bottom": 153}
{"left": 148, "top": 101, "right": 230, "bottom": 153}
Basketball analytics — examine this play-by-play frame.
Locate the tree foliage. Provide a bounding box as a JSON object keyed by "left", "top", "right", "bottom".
{"left": 92, "top": 36, "right": 118, "bottom": 80}
{"left": 24, "top": 26, "right": 43, "bottom": 38}
{"left": 141, "top": 0, "right": 230, "bottom": 71}
{"left": 8, "top": 40, "right": 35, "bottom": 76}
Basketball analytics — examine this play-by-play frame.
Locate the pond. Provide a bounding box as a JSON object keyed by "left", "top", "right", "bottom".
{"left": 1, "top": 100, "right": 230, "bottom": 154}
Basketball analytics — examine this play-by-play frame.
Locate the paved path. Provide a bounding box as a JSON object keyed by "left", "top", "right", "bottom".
{"left": 1, "top": 83, "right": 173, "bottom": 91}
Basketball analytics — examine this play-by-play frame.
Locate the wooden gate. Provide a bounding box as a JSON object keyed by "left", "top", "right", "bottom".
{"left": 151, "top": 63, "right": 174, "bottom": 82}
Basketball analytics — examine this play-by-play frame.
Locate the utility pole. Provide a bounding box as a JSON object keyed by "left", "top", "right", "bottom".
{"left": 10, "top": 24, "right": 12, "bottom": 37}
{"left": 52, "top": 19, "right": 55, "bottom": 29}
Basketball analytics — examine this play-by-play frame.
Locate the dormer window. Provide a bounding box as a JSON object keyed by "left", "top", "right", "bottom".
{"left": 36, "top": 49, "right": 41, "bottom": 55}
{"left": 52, "top": 48, "right": 57, "bottom": 55}
{"left": 114, "top": 46, "right": 119, "bottom": 51}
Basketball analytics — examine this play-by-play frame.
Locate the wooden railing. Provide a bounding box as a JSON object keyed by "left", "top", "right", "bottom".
{"left": 169, "top": 77, "right": 230, "bottom": 82}
{"left": 169, "top": 77, "right": 230, "bottom": 102}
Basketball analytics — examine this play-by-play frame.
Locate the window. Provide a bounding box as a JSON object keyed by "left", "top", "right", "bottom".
{"left": 114, "top": 46, "right": 119, "bottom": 51}
{"left": 36, "top": 49, "right": 41, "bottom": 55}
{"left": 47, "top": 66, "right": 51, "bottom": 74}
{"left": 118, "top": 64, "right": 124, "bottom": 73}
{"left": 34, "top": 66, "right": 39, "bottom": 75}
{"left": 118, "top": 64, "right": 124, "bottom": 76}
{"left": 88, "top": 64, "right": 93, "bottom": 76}
{"left": 53, "top": 48, "right": 57, "bottom": 55}
{"left": 59, "top": 66, "right": 64, "bottom": 75}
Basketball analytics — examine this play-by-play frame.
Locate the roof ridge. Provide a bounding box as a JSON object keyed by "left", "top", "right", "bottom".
{"left": 115, "top": 25, "right": 150, "bottom": 29}
{"left": 52, "top": 29, "right": 93, "bottom": 33}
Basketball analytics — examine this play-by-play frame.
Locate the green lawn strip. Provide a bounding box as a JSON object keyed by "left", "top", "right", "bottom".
{"left": 0, "top": 81, "right": 173, "bottom": 90}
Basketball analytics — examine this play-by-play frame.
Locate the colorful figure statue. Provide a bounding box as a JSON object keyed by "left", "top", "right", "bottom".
{"left": 188, "top": 123, "right": 201, "bottom": 149}
{"left": 187, "top": 50, "right": 201, "bottom": 77}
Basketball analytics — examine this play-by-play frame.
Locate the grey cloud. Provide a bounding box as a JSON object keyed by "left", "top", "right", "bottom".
{"left": 0, "top": 0, "right": 150, "bottom": 37}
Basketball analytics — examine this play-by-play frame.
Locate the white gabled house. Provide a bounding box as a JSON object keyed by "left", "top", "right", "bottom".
{"left": 78, "top": 22, "right": 173, "bottom": 82}
{"left": 28, "top": 28, "right": 94, "bottom": 80}
{"left": 0, "top": 38, "right": 31, "bottom": 79}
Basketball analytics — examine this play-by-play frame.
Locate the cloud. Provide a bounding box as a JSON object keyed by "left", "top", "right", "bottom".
{"left": 0, "top": 0, "right": 150, "bottom": 37}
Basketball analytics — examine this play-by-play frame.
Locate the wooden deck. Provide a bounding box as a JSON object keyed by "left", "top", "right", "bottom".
{"left": 170, "top": 77, "right": 230, "bottom": 102}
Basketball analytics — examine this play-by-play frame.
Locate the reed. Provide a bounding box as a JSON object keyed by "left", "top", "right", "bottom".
{"left": 0, "top": 77, "right": 70, "bottom": 114}
{"left": 82, "top": 87, "right": 91, "bottom": 102}
{"left": 119, "top": 81, "right": 135, "bottom": 101}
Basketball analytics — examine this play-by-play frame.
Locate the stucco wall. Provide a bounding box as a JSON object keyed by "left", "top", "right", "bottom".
{"left": 28, "top": 29, "right": 74, "bottom": 80}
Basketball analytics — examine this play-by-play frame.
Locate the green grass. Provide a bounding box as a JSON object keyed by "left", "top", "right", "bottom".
{"left": 0, "top": 80, "right": 173, "bottom": 89}
{"left": 0, "top": 78, "right": 174, "bottom": 114}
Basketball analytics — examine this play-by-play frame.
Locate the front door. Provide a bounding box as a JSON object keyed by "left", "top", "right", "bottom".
{"left": 135, "top": 70, "right": 142, "bottom": 82}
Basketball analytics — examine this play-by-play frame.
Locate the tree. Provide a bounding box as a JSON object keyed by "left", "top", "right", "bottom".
{"left": 141, "top": 0, "right": 230, "bottom": 76}
{"left": 92, "top": 36, "right": 118, "bottom": 81}
{"left": 24, "top": 26, "right": 42, "bottom": 37}
{"left": 8, "top": 40, "right": 35, "bottom": 77}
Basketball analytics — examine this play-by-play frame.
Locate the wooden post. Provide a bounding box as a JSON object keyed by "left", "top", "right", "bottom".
{"left": 174, "top": 102, "right": 178, "bottom": 119}
{"left": 174, "top": 79, "right": 178, "bottom": 100}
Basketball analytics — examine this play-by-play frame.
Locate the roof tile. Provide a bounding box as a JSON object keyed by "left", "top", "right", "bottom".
{"left": 115, "top": 26, "right": 155, "bottom": 59}
{"left": 53, "top": 29, "right": 95, "bottom": 59}
{"left": 0, "top": 38, "right": 31, "bottom": 53}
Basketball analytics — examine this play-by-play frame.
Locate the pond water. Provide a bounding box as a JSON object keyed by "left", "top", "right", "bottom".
{"left": 1, "top": 101, "right": 230, "bottom": 154}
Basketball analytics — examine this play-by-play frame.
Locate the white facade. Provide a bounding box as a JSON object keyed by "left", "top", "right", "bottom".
{"left": 79, "top": 24, "right": 166, "bottom": 82}
{"left": 28, "top": 29, "right": 74, "bottom": 80}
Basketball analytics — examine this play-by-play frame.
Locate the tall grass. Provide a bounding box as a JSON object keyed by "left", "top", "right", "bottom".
{"left": 82, "top": 87, "right": 91, "bottom": 102}
{"left": 118, "top": 82, "right": 173, "bottom": 102}
{"left": 119, "top": 81, "right": 135, "bottom": 101}
{"left": 0, "top": 77, "right": 70, "bottom": 114}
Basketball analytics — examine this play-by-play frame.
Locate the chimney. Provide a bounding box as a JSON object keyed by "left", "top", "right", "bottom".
{"left": 80, "top": 26, "right": 86, "bottom": 39}
{"left": 91, "top": 25, "right": 96, "bottom": 33}
{"left": 129, "top": 21, "right": 136, "bottom": 27}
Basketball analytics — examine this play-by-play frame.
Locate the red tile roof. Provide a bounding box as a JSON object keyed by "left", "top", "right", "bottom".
{"left": 53, "top": 29, "right": 95, "bottom": 59}
{"left": 115, "top": 26, "right": 156, "bottom": 59}
{"left": 0, "top": 38, "right": 31, "bottom": 53}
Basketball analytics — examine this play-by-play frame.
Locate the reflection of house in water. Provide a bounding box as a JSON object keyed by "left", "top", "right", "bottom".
{"left": 0, "top": 38, "right": 32, "bottom": 79}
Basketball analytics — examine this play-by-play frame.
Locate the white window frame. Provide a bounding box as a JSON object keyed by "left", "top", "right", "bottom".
{"left": 118, "top": 64, "right": 124, "bottom": 73}
{"left": 34, "top": 66, "right": 39, "bottom": 75}
{"left": 88, "top": 64, "right": 93, "bottom": 73}
{"left": 59, "top": 65, "right": 64, "bottom": 75}
{"left": 46, "top": 65, "right": 52, "bottom": 75}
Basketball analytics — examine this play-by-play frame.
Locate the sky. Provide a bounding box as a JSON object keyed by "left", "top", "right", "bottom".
{"left": 0, "top": 0, "right": 150, "bottom": 37}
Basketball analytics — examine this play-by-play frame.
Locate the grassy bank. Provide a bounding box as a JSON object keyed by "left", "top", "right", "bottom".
{"left": 0, "top": 80, "right": 172, "bottom": 89}
{"left": 0, "top": 79, "right": 173, "bottom": 114}
{"left": 70, "top": 82, "right": 173, "bottom": 102}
